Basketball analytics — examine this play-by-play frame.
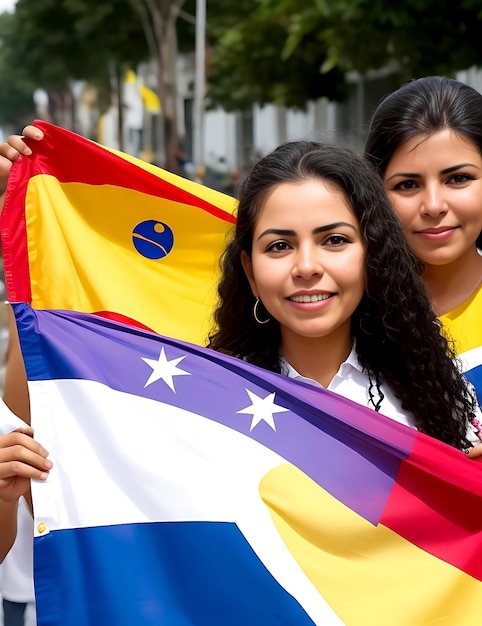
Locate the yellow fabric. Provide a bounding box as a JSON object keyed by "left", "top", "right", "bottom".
{"left": 261, "top": 463, "right": 482, "bottom": 626}
{"left": 141, "top": 84, "right": 161, "bottom": 113}
{"left": 440, "top": 284, "right": 482, "bottom": 355}
{"left": 24, "top": 174, "right": 236, "bottom": 345}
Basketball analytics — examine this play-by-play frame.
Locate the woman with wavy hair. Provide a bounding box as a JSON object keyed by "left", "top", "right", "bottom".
{"left": 209, "top": 140, "right": 480, "bottom": 451}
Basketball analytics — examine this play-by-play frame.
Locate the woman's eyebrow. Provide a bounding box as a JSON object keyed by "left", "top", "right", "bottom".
{"left": 313, "top": 222, "right": 356, "bottom": 234}
{"left": 441, "top": 163, "right": 478, "bottom": 174}
{"left": 385, "top": 163, "right": 478, "bottom": 182}
{"left": 257, "top": 222, "right": 356, "bottom": 241}
{"left": 257, "top": 228, "right": 295, "bottom": 241}
{"left": 384, "top": 171, "right": 421, "bottom": 182}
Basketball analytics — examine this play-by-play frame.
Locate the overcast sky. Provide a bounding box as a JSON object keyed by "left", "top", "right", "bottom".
{"left": 0, "top": 0, "right": 16, "bottom": 13}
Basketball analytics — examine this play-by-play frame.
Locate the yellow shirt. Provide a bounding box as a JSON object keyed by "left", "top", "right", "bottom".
{"left": 440, "top": 284, "right": 482, "bottom": 407}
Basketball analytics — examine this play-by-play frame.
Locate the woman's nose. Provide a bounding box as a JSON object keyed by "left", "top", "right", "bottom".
{"left": 421, "top": 184, "right": 448, "bottom": 217}
{"left": 293, "top": 245, "right": 324, "bottom": 279}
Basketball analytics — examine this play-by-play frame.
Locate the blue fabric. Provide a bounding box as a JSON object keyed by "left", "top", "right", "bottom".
{"left": 34, "top": 521, "right": 315, "bottom": 626}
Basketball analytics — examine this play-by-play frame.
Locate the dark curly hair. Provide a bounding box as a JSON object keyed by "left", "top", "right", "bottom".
{"left": 208, "top": 141, "right": 476, "bottom": 449}
{"left": 365, "top": 75, "right": 482, "bottom": 248}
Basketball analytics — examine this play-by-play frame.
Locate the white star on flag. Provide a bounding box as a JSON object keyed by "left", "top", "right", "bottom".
{"left": 237, "top": 389, "right": 289, "bottom": 432}
{"left": 141, "top": 348, "right": 191, "bottom": 392}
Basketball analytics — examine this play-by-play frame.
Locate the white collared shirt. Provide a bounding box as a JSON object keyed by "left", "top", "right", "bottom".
{"left": 280, "top": 346, "right": 416, "bottom": 428}
{"left": 280, "top": 347, "right": 481, "bottom": 446}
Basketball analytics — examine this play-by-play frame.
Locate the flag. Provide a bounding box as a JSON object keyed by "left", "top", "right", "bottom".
{"left": 141, "top": 84, "right": 161, "bottom": 113}
{"left": 1, "top": 121, "right": 237, "bottom": 345}
{"left": 14, "top": 302, "right": 482, "bottom": 626}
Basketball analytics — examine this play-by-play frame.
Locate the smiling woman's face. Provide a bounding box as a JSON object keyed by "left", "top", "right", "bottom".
{"left": 241, "top": 178, "right": 366, "bottom": 350}
{"left": 383, "top": 129, "right": 482, "bottom": 268}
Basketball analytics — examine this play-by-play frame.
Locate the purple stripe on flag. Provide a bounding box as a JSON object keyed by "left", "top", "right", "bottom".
{"left": 14, "top": 303, "right": 417, "bottom": 524}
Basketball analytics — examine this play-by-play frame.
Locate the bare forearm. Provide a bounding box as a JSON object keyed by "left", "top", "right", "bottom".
{"left": 0, "top": 497, "right": 18, "bottom": 562}
{"left": 3, "top": 308, "right": 31, "bottom": 423}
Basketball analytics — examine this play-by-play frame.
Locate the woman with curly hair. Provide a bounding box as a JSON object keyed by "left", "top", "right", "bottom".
{"left": 209, "top": 140, "right": 481, "bottom": 452}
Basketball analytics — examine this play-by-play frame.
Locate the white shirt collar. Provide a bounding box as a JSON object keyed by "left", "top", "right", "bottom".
{"left": 279, "top": 344, "right": 362, "bottom": 388}
{"left": 279, "top": 344, "right": 420, "bottom": 430}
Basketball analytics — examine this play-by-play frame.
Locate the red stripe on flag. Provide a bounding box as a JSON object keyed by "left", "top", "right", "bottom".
{"left": 94, "top": 311, "right": 154, "bottom": 332}
{"left": 1, "top": 157, "right": 31, "bottom": 303}
{"left": 381, "top": 433, "right": 482, "bottom": 581}
{"left": 25, "top": 121, "right": 236, "bottom": 224}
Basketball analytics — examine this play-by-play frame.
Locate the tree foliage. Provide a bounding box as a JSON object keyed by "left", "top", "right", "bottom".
{"left": 313, "top": 0, "right": 482, "bottom": 79}
{"left": 2, "top": 0, "right": 482, "bottom": 138}
{"left": 206, "top": 0, "right": 348, "bottom": 111}
{"left": 0, "top": 11, "right": 37, "bottom": 129}
{"left": 0, "top": 0, "right": 197, "bottom": 168}
{"left": 11, "top": 0, "right": 149, "bottom": 91}
{"left": 205, "top": 0, "right": 482, "bottom": 112}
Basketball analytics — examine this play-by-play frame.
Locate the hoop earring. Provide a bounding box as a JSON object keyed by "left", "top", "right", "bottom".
{"left": 253, "top": 298, "right": 270, "bottom": 324}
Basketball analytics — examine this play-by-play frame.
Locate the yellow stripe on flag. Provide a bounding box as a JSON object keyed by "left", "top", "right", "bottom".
{"left": 25, "top": 176, "right": 233, "bottom": 344}
{"left": 261, "top": 464, "right": 482, "bottom": 626}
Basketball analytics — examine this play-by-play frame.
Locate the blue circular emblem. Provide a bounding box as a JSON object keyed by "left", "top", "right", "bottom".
{"left": 132, "top": 220, "right": 174, "bottom": 260}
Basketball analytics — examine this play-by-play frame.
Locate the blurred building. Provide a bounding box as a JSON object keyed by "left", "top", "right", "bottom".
{"left": 64, "top": 55, "right": 482, "bottom": 184}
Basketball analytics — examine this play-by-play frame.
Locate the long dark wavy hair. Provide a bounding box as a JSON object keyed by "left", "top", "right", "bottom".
{"left": 209, "top": 141, "right": 476, "bottom": 449}
{"left": 365, "top": 75, "right": 482, "bottom": 248}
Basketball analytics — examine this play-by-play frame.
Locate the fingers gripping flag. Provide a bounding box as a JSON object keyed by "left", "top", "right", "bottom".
{"left": 13, "top": 303, "right": 482, "bottom": 626}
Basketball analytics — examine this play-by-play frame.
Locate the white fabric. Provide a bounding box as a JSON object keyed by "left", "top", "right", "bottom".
{"left": 0, "top": 399, "right": 27, "bottom": 434}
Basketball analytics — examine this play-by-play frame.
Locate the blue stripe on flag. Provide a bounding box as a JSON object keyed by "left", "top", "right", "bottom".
{"left": 34, "top": 521, "right": 315, "bottom": 626}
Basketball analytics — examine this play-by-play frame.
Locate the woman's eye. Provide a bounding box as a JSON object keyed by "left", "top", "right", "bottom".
{"left": 267, "top": 240, "right": 290, "bottom": 252}
{"left": 394, "top": 179, "right": 418, "bottom": 191}
{"left": 325, "top": 234, "right": 349, "bottom": 247}
{"left": 450, "top": 173, "right": 472, "bottom": 184}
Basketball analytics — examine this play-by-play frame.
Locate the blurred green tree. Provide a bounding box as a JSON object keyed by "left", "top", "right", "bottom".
{"left": 6, "top": 0, "right": 150, "bottom": 140}
{"left": 308, "top": 0, "right": 482, "bottom": 79}
{"left": 3, "top": 0, "right": 481, "bottom": 155}
{"left": 2, "top": 0, "right": 197, "bottom": 169}
{"left": 205, "top": 0, "right": 348, "bottom": 111}
{"left": 205, "top": 0, "right": 482, "bottom": 111}
{"left": 0, "top": 11, "right": 37, "bottom": 130}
